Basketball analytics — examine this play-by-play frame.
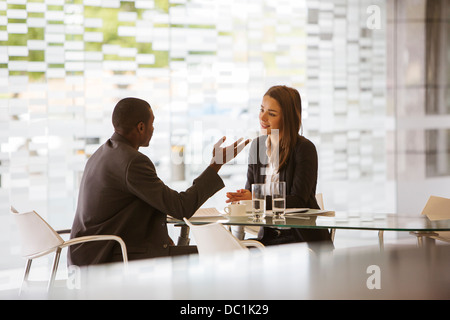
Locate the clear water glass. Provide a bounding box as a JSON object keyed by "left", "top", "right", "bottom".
{"left": 271, "top": 181, "right": 286, "bottom": 218}
{"left": 252, "top": 183, "right": 266, "bottom": 219}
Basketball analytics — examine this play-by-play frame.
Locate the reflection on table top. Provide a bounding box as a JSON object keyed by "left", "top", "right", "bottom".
{"left": 40, "top": 241, "right": 450, "bottom": 300}
{"left": 169, "top": 210, "right": 450, "bottom": 232}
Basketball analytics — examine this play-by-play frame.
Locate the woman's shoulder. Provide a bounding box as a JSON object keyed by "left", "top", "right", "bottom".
{"left": 296, "top": 135, "right": 316, "bottom": 148}
{"left": 293, "top": 135, "right": 318, "bottom": 157}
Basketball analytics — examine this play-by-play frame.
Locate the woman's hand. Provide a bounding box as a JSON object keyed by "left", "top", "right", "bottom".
{"left": 226, "top": 189, "right": 251, "bottom": 203}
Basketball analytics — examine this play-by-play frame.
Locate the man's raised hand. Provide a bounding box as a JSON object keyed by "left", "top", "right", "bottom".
{"left": 209, "top": 136, "right": 251, "bottom": 172}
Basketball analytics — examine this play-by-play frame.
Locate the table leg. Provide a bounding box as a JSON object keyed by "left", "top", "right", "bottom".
{"left": 232, "top": 226, "right": 245, "bottom": 240}
{"left": 378, "top": 230, "right": 384, "bottom": 251}
{"left": 177, "top": 225, "right": 191, "bottom": 246}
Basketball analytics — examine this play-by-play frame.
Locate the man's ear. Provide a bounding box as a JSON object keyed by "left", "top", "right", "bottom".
{"left": 137, "top": 121, "right": 144, "bottom": 132}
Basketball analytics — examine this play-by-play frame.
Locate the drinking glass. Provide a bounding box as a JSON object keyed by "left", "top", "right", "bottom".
{"left": 252, "top": 183, "right": 266, "bottom": 219}
{"left": 271, "top": 181, "right": 286, "bottom": 218}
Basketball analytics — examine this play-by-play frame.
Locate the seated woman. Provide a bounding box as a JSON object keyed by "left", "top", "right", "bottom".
{"left": 226, "top": 85, "right": 333, "bottom": 246}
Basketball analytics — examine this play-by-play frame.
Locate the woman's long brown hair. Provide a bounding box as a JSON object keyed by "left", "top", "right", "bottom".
{"left": 264, "top": 85, "right": 302, "bottom": 171}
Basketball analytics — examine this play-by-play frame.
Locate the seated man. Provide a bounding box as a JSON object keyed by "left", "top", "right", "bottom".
{"left": 68, "top": 97, "right": 249, "bottom": 266}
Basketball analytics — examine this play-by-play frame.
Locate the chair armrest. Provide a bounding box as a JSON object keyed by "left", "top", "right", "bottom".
{"left": 240, "top": 240, "right": 265, "bottom": 252}
{"left": 56, "top": 229, "right": 71, "bottom": 235}
{"left": 430, "top": 231, "right": 450, "bottom": 243}
{"left": 61, "top": 235, "right": 128, "bottom": 266}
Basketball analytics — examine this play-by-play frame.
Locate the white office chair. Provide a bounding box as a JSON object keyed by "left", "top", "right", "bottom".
{"left": 315, "top": 193, "right": 336, "bottom": 243}
{"left": 11, "top": 206, "right": 128, "bottom": 292}
{"left": 315, "top": 193, "right": 324, "bottom": 210}
{"left": 410, "top": 231, "right": 450, "bottom": 247}
{"left": 429, "top": 232, "right": 450, "bottom": 243}
{"left": 410, "top": 196, "right": 450, "bottom": 247}
{"left": 183, "top": 218, "right": 265, "bottom": 256}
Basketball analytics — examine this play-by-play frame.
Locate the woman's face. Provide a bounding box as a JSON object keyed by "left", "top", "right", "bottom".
{"left": 259, "top": 95, "right": 282, "bottom": 136}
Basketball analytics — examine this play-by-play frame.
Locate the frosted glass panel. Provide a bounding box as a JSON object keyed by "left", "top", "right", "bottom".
{"left": 0, "top": 0, "right": 390, "bottom": 233}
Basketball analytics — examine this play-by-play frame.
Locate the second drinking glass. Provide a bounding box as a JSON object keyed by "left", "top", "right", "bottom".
{"left": 271, "top": 181, "right": 286, "bottom": 218}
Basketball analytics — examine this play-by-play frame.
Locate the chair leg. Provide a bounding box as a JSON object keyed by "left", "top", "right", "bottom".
{"left": 19, "top": 259, "right": 32, "bottom": 295}
{"left": 48, "top": 247, "right": 61, "bottom": 292}
{"left": 410, "top": 231, "right": 438, "bottom": 249}
{"left": 23, "top": 259, "right": 32, "bottom": 281}
{"left": 330, "top": 229, "right": 336, "bottom": 242}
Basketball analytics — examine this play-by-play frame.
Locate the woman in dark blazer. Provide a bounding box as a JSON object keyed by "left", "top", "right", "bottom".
{"left": 226, "top": 85, "right": 332, "bottom": 246}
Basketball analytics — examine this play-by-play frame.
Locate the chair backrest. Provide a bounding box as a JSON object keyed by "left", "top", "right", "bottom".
{"left": 421, "top": 195, "right": 450, "bottom": 221}
{"left": 11, "top": 207, "right": 64, "bottom": 258}
{"left": 316, "top": 193, "right": 324, "bottom": 210}
{"left": 183, "top": 218, "right": 248, "bottom": 256}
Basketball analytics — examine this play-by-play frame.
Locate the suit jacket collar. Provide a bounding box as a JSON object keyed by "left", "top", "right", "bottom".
{"left": 111, "top": 132, "right": 135, "bottom": 149}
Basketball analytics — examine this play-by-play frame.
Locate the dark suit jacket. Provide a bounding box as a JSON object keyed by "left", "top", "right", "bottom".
{"left": 245, "top": 135, "right": 332, "bottom": 244}
{"left": 68, "top": 133, "right": 224, "bottom": 266}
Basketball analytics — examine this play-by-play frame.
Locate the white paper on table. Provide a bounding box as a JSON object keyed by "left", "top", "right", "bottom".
{"left": 192, "top": 207, "right": 224, "bottom": 217}
{"left": 268, "top": 208, "right": 335, "bottom": 217}
{"left": 421, "top": 196, "right": 450, "bottom": 221}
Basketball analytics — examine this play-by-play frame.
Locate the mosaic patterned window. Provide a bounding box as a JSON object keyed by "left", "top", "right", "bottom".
{"left": 0, "top": 0, "right": 388, "bottom": 231}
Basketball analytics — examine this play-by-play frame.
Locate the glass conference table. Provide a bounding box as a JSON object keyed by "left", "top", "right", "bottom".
{"left": 169, "top": 209, "right": 450, "bottom": 249}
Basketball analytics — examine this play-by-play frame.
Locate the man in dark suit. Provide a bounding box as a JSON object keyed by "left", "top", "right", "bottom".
{"left": 68, "top": 97, "right": 249, "bottom": 266}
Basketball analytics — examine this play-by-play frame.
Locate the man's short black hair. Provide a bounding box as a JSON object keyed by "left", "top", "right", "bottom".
{"left": 112, "top": 97, "right": 152, "bottom": 134}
